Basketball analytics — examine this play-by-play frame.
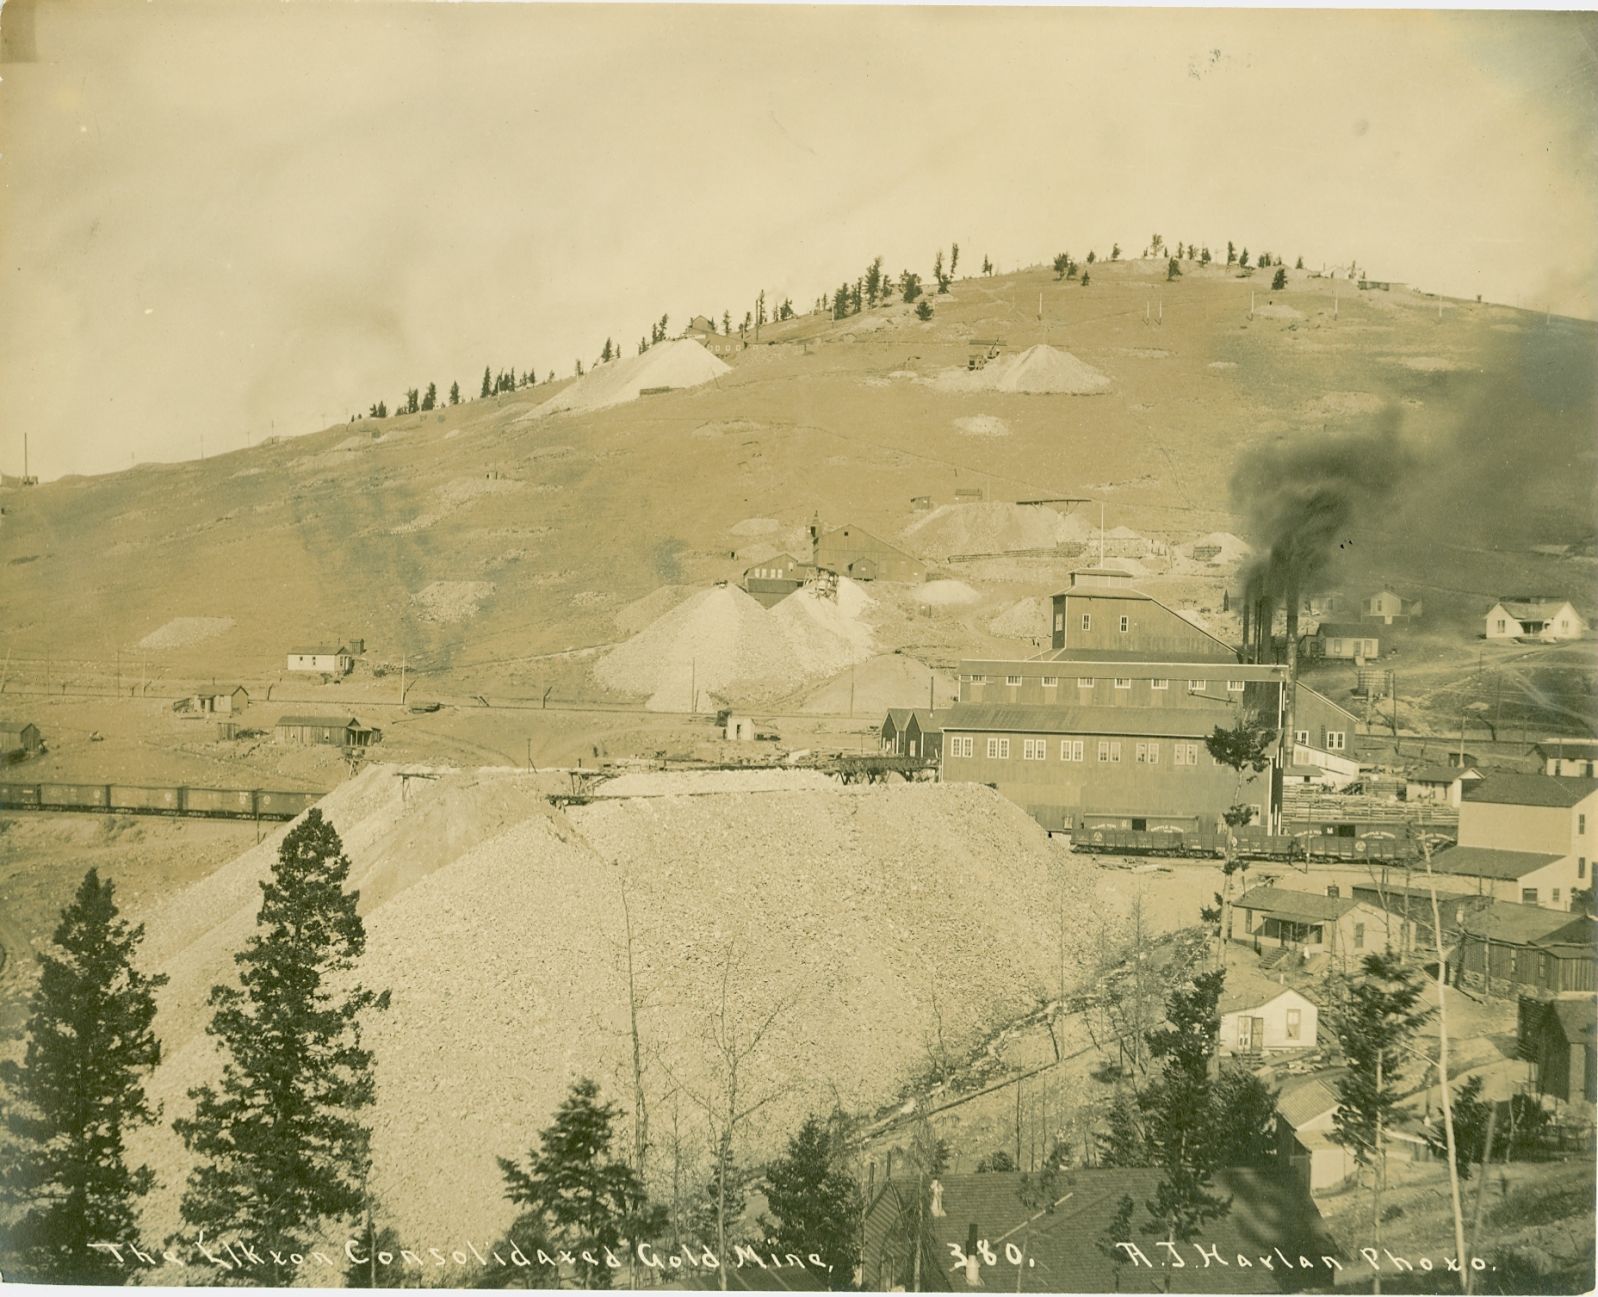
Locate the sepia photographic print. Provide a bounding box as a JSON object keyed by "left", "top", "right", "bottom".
{"left": 1, "top": 1, "right": 1596, "bottom": 1293}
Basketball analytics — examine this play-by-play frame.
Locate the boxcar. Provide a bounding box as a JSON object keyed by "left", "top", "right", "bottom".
{"left": 39, "top": 783, "right": 111, "bottom": 810}
{"left": 108, "top": 784, "right": 183, "bottom": 814}
{"left": 182, "top": 787, "right": 257, "bottom": 817}
{"left": 0, "top": 782, "right": 43, "bottom": 809}
{"left": 255, "top": 790, "right": 318, "bottom": 819}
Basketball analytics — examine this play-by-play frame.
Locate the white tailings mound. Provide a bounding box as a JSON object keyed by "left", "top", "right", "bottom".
{"left": 412, "top": 580, "right": 496, "bottom": 623}
{"left": 532, "top": 338, "right": 731, "bottom": 418}
{"left": 595, "top": 580, "right": 875, "bottom": 710}
{"left": 796, "top": 652, "right": 958, "bottom": 715}
{"left": 953, "top": 415, "right": 1011, "bottom": 437}
{"left": 989, "top": 596, "right": 1052, "bottom": 640}
{"left": 127, "top": 768, "right": 1113, "bottom": 1246}
{"left": 918, "top": 579, "right": 983, "bottom": 607}
{"left": 905, "top": 502, "right": 1095, "bottom": 557}
{"left": 934, "top": 344, "right": 1111, "bottom": 395}
{"left": 136, "top": 617, "right": 235, "bottom": 651}
{"left": 593, "top": 768, "right": 836, "bottom": 797}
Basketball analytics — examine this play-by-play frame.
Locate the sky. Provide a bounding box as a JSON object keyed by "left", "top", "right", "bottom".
{"left": 1, "top": 2, "right": 1595, "bottom": 480}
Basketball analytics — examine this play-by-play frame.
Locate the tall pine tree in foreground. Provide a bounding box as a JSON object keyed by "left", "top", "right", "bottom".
{"left": 497, "top": 1078, "right": 656, "bottom": 1290}
{"left": 760, "top": 1114, "right": 861, "bottom": 1289}
{"left": 0, "top": 870, "right": 167, "bottom": 1284}
{"left": 174, "top": 809, "right": 388, "bottom": 1282}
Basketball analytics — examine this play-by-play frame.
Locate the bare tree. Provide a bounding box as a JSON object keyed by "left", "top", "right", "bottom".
{"left": 660, "top": 943, "right": 797, "bottom": 1288}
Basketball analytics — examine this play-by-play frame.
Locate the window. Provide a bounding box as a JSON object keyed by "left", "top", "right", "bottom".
{"left": 1327, "top": 731, "right": 1346, "bottom": 752}
{"left": 1581, "top": 857, "right": 1587, "bottom": 880}
{"left": 986, "top": 737, "right": 1010, "bottom": 760}
{"left": 1078, "top": 677, "right": 1095, "bottom": 688}
{"left": 1114, "top": 677, "right": 1132, "bottom": 690}
{"left": 1295, "top": 729, "right": 1309, "bottom": 746}
{"left": 1353, "top": 923, "right": 1366, "bottom": 949}
{"left": 1054, "top": 613, "right": 1064, "bottom": 631}
{"left": 1495, "top": 618, "right": 1506, "bottom": 633}
{"left": 1118, "top": 615, "right": 1130, "bottom": 633}
{"left": 1081, "top": 613, "right": 1092, "bottom": 631}
{"left": 1151, "top": 678, "right": 1169, "bottom": 690}
{"left": 1286, "top": 1008, "right": 1301, "bottom": 1041}
{"left": 950, "top": 736, "right": 974, "bottom": 758}
{"left": 1174, "top": 742, "right": 1198, "bottom": 766}
{"left": 1005, "top": 674, "right": 1022, "bottom": 687}
{"left": 1581, "top": 814, "right": 1587, "bottom": 834}
{"left": 1023, "top": 738, "right": 1046, "bottom": 761}
{"left": 1552, "top": 889, "right": 1562, "bottom": 905}
{"left": 1522, "top": 888, "right": 1539, "bottom": 905}
{"left": 1059, "top": 739, "right": 1084, "bottom": 761}
{"left": 1226, "top": 680, "right": 1245, "bottom": 692}
{"left": 1188, "top": 680, "right": 1207, "bottom": 692}
{"left": 1329, "top": 639, "right": 1342, "bottom": 654}
{"left": 1136, "top": 742, "right": 1160, "bottom": 764}
{"left": 1098, "top": 740, "right": 1122, "bottom": 763}
{"left": 1041, "top": 676, "right": 1058, "bottom": 688}
{"left": 970, "top": 674, "right": 987, "bottom": 684}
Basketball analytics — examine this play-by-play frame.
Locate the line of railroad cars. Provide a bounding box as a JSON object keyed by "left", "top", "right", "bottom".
{"left": 0, "top": 782, "right": 320, "bottom": 821}
{"left": 1075, "top": 820, "right": 1450, "bottom": 864}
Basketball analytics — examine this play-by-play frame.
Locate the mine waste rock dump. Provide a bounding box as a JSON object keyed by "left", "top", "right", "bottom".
{"left": 531, "top": 338, "right": 732, "bottom": 418}
{"left": 126, "top": 765, "right": 1114, "bottom": 1247}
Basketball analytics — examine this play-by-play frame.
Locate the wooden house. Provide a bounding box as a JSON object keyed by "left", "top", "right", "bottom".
{"left": 1217, "top": 965, "right": 1319, "bottom": 1055}
{"left": 741, "top": 554, "right": 812, "bottom": 607}
{"left": 1231, "top": 886, "right": 1402, "bottom": 962}
{"left": 813, "top": 524, "right": 925, "bottom": 583}
{"left": 285, "top": 646, "right": 354, "bottom": 676}
{"left": 1518, "top": 997, "right": 1597, "bottom": 1108}
{"left": 274, "top": 714, "right": 380, "bottom": 747}
{"left": 1453, "top": 904, "right": 1597, "bottom": 999}
{"left": 1536, "top": 739, "right": 1598, "bottom": 778}
{"left": 1360, "top": 590, "right": 1422, "bottom": 625}
{"left": 1404, "top": 763, "right": 1482, "bottom": 807}
{"left": 1312, "top": 621, "right": 1383, "bottom": 661}
{"left": 0, "top": 720, "right": 43, "bottom": 761}
{"left": 1485, "top": 597, "right": 1587, "bottom": 642}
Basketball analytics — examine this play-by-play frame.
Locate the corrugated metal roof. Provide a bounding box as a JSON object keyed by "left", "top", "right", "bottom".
{"left": 1457, "top": 902, "right": 1594, "bottom": 945}
{"left": 1464, "top": 774, "right": 1598, "bottom": 807}
{"left": 940, "top": 702, "right": 1221, "bottom": 738}
{"left": 1430, "top": 845, "right": 1566, "bottom": 880}
{"left": 1235, "top": 885, "right": 1359, "bottom": 922}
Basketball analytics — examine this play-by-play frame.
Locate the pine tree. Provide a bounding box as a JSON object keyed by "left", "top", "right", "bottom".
{"left": 1272, "top": 267, "right": 1288, "bottom": 291}
{"left": 497, "top": 1078, "right": 655, "bottom": 1290}
{"left": 900, "top": 271, "right": 921, "bottom": 303}
{"left": 865, "top": 255, "right": 883, "bottom": 305}
{"left": 1205, "top": 715, "right": 1275, "bottom": 960}
{"left": 981, "top": 254, "right": 992, "bottom": 276}
{"left": 449, "top": 381, "right": 461, "bottom": 405}
{"left": 1427, "top": 1075, "right": 1490, "bottom": 1181}
{"left": 1111, "top": 242, "right": 1121, "bottom": 261}
{"left": 1239, "top": 247, "right": 1250, "bottom": 268}
{"left": 175, "top": 810, "right": 388, "bottom": 1282}
{"left": 1086, "top": 250, "right": 1096, "bottom": 264}
{"left": 1295, "top": 255, "right": 1304, "bottom": 270}
{"left": 949, "top": 243, "right": 959, "bottom": 277}
{"left": 1201, "top": 246, "right": 1212, "bottom": 266}
{"left": 1139, "top": 970, "right": 1230, "bottom": 1248}
{"left": 722, "top": 310, "right": 732, "bottom": 335}
{"left": 1226, "top": 241, "right": 1236, "bottom": 266}
{"left": 1328, "top": 953, "right": 1433, "bottom": 1248}
{"left": 759, "top": 1115, "right": 861, "bottom": 1289}
{"left": 374, "top": 400, "right": 387, "bottom": 419}
{"left": 1167, "top": 257, "right": 1182, "bottom": 281}
{"left": 601, "top": 338, "right": 614, "bottom": 363}
{"left": 915, "top": 300, "right": 934, "bottom": 321}
{"left": 421, "top": 382, "right": 436, "bottom": 411}
{"left": 0, "top": 870, "right": 167, "bottom": 1284}
{"left": 1080, "top": 271, "right": 1091, "bottom": 287}
{"left": 1210, "top": 1067, "right": 1278, "bottom": 1167}
{"left": 481, "top": 366, "right": 493, "bottom": 398}
{"left": 1052, "top": 252, "right": 1070, "bottom": 280}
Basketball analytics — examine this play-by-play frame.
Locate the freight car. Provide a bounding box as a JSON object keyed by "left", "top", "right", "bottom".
{"left": 1074, "top": 820, "right": 1448, "bottom": 864}
{"left": 0, "top": 782, "right": 320, "bottom": 821}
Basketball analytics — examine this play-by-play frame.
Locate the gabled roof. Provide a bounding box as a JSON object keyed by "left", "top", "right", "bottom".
{"left": 1408, "top": 764, "right": 1478, "bottom": 784}
{"left": 1235, "top": 885, "right": 1359, "bottom": 922}
{"left": 1296, "top": 680, "right": 1361, "bottom": 724}
{"left": 1218, "top": 964, "right": 1317, "bottom": 1015}
{"left": 274, "top": 714, "right": 357, "bottom": 728}
{"left": 288, "top": 645, "right": 348, "bottom": 657}
{"left": 1456, "top": 901, "right": 1594, "bottom": 945}
{"left": 1536, "top": 739, "right": 1598, "bottom": 761}
{"left": 883, "top": 708, "right": 915, "bottom": 730}
{"left": 907, "top": 709, "right": 942, "bottom": 735}
{"left": 0, "top": 720, "right": 38, "bottom": 733}
{"left": 1463, "top": 774, "right": 1598, "bottom": 808}
{"left": 1551, "top": 999, "right": 1598, "bottom": 1047}
{"left": 940, "top": 703, "right": 1223, "bottom": 738}
{"left": 1276, "top": 1077, "right": 1341, "bottom": 1129}
{"left": 1314, "top": 621, "right": 1382, "bottom": 639}
{"left": 1429, "top": 845, "right": 1565, "bottom": 881}
{"left": 1495, "top": 597, "right": 1580, "bottom": 621}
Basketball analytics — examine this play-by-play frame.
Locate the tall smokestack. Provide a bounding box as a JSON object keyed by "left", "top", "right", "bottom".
{"left": 1240, "top": 595, "right": 1252, "bottom": 661}
{"left": 1283, "top": 580, "right": 1299, "bottom": 769}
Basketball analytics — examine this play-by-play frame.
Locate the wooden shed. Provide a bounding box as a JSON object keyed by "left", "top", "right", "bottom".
{"left": 0, "top": 720, "right": 43, "bottom": 761}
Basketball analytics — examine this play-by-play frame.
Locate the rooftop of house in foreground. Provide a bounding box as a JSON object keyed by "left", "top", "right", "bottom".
{"left": 1463, "top": 774, "right": 1598, "bottom": 807}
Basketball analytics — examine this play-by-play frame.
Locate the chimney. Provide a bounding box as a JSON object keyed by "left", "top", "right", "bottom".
{"left": 1283, "top": 579, "right": 1300, "bottom": 766}
{"left": 930, "top": 1179, "right": 945, "bottom": 1217}
{"left": 1240, "top": 595, "right": 1252, "bottom": 661}
{"left": 964, "top": 1224, "right": 982, "bottom": 1287}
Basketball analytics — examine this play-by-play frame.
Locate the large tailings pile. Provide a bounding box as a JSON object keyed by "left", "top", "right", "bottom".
{"left": 934, "top": 344, "right": 1111, "bottom": 395}
{"left": 594, "top": 580, "right": 875, "bottom": 710}
{"left": 531, "top": 338, "right": 731, "bottom": 418}
{"left": 904, "top": 501, "right": 1095, "bottom": 557}
{"left": 127, "top": 771, "right": 1102, "bottom": 1246}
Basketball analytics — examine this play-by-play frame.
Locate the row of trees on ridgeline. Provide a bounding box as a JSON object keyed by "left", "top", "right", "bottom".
{"left": 0, "top": 814, "right": 862, "bottom": 1289}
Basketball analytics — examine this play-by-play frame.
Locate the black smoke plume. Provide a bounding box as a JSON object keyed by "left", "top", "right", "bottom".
{"left": 1230, "top": 406, "right": 1414, "bottom": 606}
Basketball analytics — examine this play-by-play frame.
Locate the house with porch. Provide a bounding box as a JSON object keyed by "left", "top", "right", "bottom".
{"left": 1218, "top": 965, "right": 1319, "bottom": 1055}
{"left": 1484, "top": 597, "right": 1587, "bottom": 642}
{"left": 1232, "top": 885, "right": 1401, "bottom": 963}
